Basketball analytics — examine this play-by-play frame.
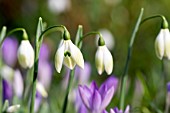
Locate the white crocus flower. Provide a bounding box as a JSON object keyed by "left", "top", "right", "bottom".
{"left": 17, "top": 40, "right": 34, "bottom": 68}
{"left": 7, "top": 104, "right": 20, "bottom": 113}
{"left": 155, "top": 28, "right": 170, "bottom": 60}
{"left": 95, "top": 45, "right": 113, "bottom": 75}
{"left": 55, "top": 39, "right": 84, "bottom": 73}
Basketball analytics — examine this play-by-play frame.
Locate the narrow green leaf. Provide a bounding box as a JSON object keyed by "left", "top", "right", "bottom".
{"left": 0, "top": 26, "right": 7, "bottom": 46}
{"left": 2, "top": 100, "right": 9, "bottom": 112}
{"left": 75, "top": 25, "right": 83, "bottom": 48}
{"left": 36, "top": 17, "right": 43, "bottom": 43}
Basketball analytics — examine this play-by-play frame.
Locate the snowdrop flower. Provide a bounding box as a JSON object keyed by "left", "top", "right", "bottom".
{"left": 155, "top": 28, "right": 170, "bottom": 60}
{"left": 17, "top": 40, "right": 34, "bottom": 68}
{"left": 95, "top": 37, "right": 113, "bottom": 75}
{"left": 7, "top": 104, "right": 20, "bottom": 113}
{"left": 155, "top": 18, "right": 170, "bottom": 60}
{"left": 55, "top": 30, "right": 84, "bottom": 73}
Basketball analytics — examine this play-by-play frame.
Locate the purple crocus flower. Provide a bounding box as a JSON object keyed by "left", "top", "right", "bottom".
{"left": 13, "top": 70, "right": 24, "bottom": 98}
{"left": 110, "top": 105, "right": 130, "bottom": 113}
{"left": 38, "top": 61, "right": 52, "bottom": 90}
{"left": 2, "top": 79, "right": 13, "bottom": 104}
{"left": 78, "top": 76, "right": 116, "bottom": 113}
{"left": 34, "top": 91, "right": 42, "bottom": 113}
{"left": 165, "top": 82, "right": 170, "bottom": 113}
{"left": 75, "top": 62, "right": 91, "bottom": 85}
{"left": 167, "top": 82, "right": 170, "bottom": 92}
{"left": 38, "top": 43, "right": 52, "bottom": 90}
{"left": 1, "top": 37, "right": 18, "bottom": 67}
{"left": 74, "top": 89, "right": 88, "bottom": 113}
{"left": 39, "top": 43, "right": 50, "bottom": 62}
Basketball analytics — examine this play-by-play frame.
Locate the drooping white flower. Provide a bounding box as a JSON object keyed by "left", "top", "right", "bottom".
{"left": 55, "top": 39, "right": 84, "bottom": 73}
{"left": 155, "top": 28, "right": 170, "bottom": 60}
{"left": 95, "top": 45, "right": 113, "bottom": 75}
{"left": 17, "top": 40, "right": 34, "bottom": 68}
{"left": 7, "top": 104, "right": 20, "bottom": 113}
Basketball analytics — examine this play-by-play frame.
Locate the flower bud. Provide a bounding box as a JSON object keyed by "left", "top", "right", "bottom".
{"left": 155, "top": 29, "right": 170, "bottom": 60}
{"left": 17, "top": 40, "right": 34, "bottom": 68}
{"left": 95, "top": 45, "right": 113, "bottom": 75}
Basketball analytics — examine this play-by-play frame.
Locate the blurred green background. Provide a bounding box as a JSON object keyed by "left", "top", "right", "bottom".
{"left": 1, "top": 0, "right": 170, "bottom": 112}
{"left": 1, "top": 0, "right": 170, "bottom": 76}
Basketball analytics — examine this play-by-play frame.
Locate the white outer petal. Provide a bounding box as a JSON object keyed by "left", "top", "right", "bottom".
{"left": 155, "top": 29, "right": 164, "bottom": 60}
{"left": 63, "top": 56, "right": 76, "bottom": 69}
{"left": 68, "top": 40, "right": 84, "bottom": 69}
{"left": 103, "top": 46, "right": 113, "bottom": 75}
{"left": 17, "top": 40, "right": 34, "bottom": 68}
{"left": 95, "top": 46, "right": 104, "bottom": 75}
{"left": 55, "top": 43, "right": 65, "bottom": 73}
{"left": 164, "top": 29, "right": 170, "bottom": 59}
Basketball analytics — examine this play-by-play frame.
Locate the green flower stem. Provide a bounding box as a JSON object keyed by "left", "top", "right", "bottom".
{"left": 140, "top": 15, "right": 168, "bottom": 28}
{"left": 119, "top": 8, "right": 144, "bottom": 110}
{"left": 77, "top": 31, "right": 103, "bottom": 47}
{"left": 30, "top": 22, "right": 68, "bottom": 113}
{"left": 0, "top": 27, "right": 6, "bottom": 111}
{"left": 62, "top": 70, "right": 74, "bottom": 113}
{"left": 0, "top": 76, "right": 1, "bottom": 112}
{"left": 6, "top": 28, "right": 28, "bottom": 40}
{"left": 38, "top": 25, "right": 67, "bottom": 42}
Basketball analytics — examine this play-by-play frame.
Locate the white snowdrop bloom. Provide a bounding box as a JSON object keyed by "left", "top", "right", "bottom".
{"left": 7, "top": 104, "right": 20, "bottom": 113}
{"left": 95, "top": 45, "right": 113, "bottom": 75}
{"left": 96, "top": 29, "right": 115, "bottom": 50}
{"left": 0, "top": 65, "right": 14, "bottom": 84}
{"left": 48, "top": 0, "right": 71, "bottom": 14}
{"left": 17, "top": 40, "right": 34, "bottom": 68}
{"left": 155, "top": 28, "right": 170, "bottom": 60}
{"left": 55, "top": 39, "right": 84, "bottom": 73}
{"left": 36, "top": 82, "right": 48, "bottom": 98}
{"left": 13, "top": 70, "right": 23, "bottom": 98}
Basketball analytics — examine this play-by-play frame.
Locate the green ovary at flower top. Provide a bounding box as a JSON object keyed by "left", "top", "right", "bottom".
{"left": 55, "top": 30, "right": 84, "bottom": 73}
{"left": 95, "top": 37, "right": 113, "bottom": 75}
